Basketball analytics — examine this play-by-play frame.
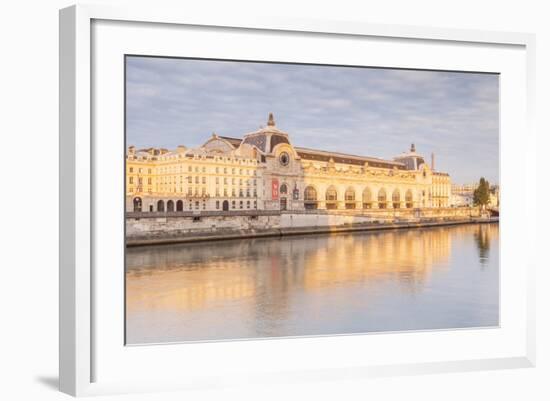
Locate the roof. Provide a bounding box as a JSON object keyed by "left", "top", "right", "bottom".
{"left": 218, "top": 136, "right": 242, "bottom": 148}
{"left": 295, "top": 146, "right": 406, "bottom": 170}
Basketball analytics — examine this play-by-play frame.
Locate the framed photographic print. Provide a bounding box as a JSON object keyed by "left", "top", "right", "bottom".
{"left": 59, "top": 4, "right": 536, "bottom": 397}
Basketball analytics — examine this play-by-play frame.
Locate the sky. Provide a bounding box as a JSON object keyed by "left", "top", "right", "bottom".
{"left": 126, "top": 56, "right": 499, "bottom": 185}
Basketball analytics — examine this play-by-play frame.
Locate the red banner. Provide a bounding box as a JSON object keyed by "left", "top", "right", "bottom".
{"left": 272, "top": 179, "right": 279, "bottom": 200}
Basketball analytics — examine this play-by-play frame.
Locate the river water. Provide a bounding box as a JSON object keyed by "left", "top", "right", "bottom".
{"left": 125, "top": 223, "right": 499, "bottom": 344}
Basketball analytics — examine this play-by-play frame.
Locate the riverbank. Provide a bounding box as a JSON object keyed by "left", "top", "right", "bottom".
{"left": 126, "top": 216, "right": 498, "bottom": 247}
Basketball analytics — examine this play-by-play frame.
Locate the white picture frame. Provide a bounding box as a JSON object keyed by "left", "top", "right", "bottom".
{"left": 59, "top": 4, "right": 536, "bottom": 397}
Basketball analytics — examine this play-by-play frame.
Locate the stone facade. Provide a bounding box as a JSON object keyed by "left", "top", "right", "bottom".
{"left": 126, "top": 113, "right": 451, "bottom": 214}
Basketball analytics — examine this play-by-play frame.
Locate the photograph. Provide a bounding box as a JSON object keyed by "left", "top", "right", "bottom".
{"left": 124, "top": 56, "right": 500, "bottom": 344}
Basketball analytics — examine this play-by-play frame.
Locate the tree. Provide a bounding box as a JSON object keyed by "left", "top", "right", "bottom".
{"left": 473, "top": 177, "right": 490, "bottom": 209}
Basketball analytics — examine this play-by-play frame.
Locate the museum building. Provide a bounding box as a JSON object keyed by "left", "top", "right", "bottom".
{"left": 126, "top": 113, "right": 451, "bottom": 213}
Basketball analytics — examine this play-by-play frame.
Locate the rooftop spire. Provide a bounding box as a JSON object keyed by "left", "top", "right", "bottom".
{"left": 267, "top": 112, "right": 275, "bottom": 126}
{"left": 410, "top": 143, "right": 416, "bottom": 152}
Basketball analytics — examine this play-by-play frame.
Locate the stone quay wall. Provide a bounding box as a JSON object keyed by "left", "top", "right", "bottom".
{"left": 126, "top": 207, "right": 486, "bottom": 246}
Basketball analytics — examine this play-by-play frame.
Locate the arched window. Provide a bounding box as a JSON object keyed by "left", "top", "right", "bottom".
{"left": 378, "top": 188, "right": 387, "bottom": 209}
{"left": 305, "top": 186, "right": 317, "bottom": 201}
{"left": 345, "top": 187, "right": 356, "bottom": 209}
{"left": 167, "top": 200, "right": 174, "bottom": 212}
{"left": 133, "top": 197, "right": 142, "bottom": 212}
{"left": 326, "top": 186, "right": 338, "bottom": 209}
{"left": 362, "top": 188, "right": 372, "bottom": 209}
{"left": 392, "top": 189, "right": 401, "bottom": 209}
{"left": 176, "top": 200, "right": 184, "bottom": 212}
{"left": 280, "top": 183, "right": 288, "bottom": 195}
{"left": 304, "top": 186, "right": 318, "bottom": 210}
{"left": 157, "top": 200, "right": 165, "bottom": 212}
{"left": 405, "top": 190, "right": 413, "bottom": 208}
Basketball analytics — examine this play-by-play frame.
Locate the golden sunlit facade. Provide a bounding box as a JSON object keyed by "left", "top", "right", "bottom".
{"left": 126, "top": 114, "right": 451, "bottom": 213}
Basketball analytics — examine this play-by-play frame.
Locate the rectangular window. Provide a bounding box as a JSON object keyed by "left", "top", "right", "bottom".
{"left": 202, "top": 177, "right": 206, "bottom": 184}
{"left": 216, "top": 201, "right": 220, "bottom": 209}
{"left": 129, "top": 167, "right": 133, "bottom": 173}
{"left": 239, "top": 201, "right": 243, "bottom": 209}
{"left": 195, "top": 176, "right": 199, "bottom": 184}
{"left": 129, "top": 177, "right": 134, "bottom": 184}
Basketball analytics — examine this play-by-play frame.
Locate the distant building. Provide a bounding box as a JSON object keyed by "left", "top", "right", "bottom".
{"left": 489, "top": 185, "right": 500, "bottom": 208}
{"left": 126, "top": 113, "right": 452, "bottom": 213}
{"left": 451, "top": 183, "right": 476, "bottom": 207}
{"left": 451, "top": 183, "right": 499, "bottom": 208}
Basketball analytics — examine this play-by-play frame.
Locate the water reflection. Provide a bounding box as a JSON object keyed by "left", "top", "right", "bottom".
{"left": 126, "top": 223, "right": 499, "bottom": 344}
{"left": 474, "top": 223, "right": 494, "bottom": 265}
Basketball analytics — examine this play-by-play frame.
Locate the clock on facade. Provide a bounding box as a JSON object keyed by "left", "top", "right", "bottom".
{"left": 279, "top": 152, "right": 290, "bottom": 166}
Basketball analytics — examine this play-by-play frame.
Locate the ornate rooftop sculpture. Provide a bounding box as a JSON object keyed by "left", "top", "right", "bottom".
{"left": 267, "top": 112, "right": 276, "bottom": 126}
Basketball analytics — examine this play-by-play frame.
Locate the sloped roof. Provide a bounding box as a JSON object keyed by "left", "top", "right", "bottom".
{"left": 218, "top": 136, "right": 242, "bottom": 148}
{"left": 295, "top": 146, "right": 406, "bottom": 169}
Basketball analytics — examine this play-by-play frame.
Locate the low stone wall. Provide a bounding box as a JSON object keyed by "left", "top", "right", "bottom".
{"left": 127, "top": 214, "right": 281, "bottom": 239}
{"left": 280, "top": 213, "right": 376, "bottom": 228}
{"left": 126, "top": 207, "right": 487, "bottom": 246}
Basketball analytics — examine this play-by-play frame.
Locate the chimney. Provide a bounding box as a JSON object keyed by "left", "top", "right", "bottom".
{"left": 431, "top": 152, "right": 435, "bottom": 171}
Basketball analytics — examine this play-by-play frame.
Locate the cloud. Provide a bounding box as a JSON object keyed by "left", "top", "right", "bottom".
{"left": 126, "top": 56, "right": 499, "bottom": 184}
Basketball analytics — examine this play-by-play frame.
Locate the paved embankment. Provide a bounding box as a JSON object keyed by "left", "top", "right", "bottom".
{"left": 126, "top": 217, "right": 498, "bottom": 247}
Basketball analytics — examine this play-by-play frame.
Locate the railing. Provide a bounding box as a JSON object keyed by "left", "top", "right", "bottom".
{"left": 126, "top": 210, "right": 281, "bottom": 218}
{"left": 126, "top": 207, "right": 482, "bottom": 219}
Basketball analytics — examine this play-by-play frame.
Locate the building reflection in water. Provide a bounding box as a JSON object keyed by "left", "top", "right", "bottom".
{"left": 126, "top": 223, "right": 499, "bottom": 344}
